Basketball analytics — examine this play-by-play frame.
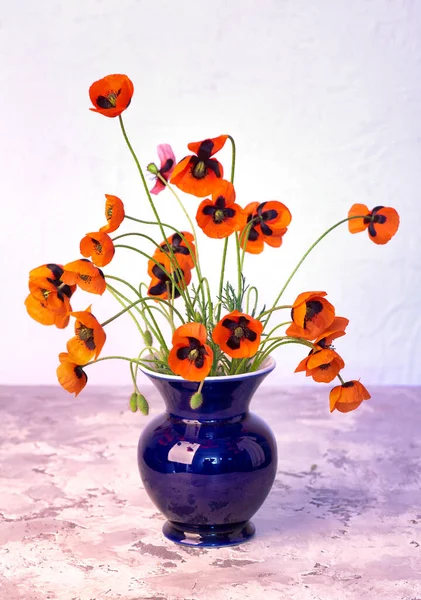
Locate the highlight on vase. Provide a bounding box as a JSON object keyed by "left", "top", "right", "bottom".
{"left": 24, "top": 72, "right": 401, "bottom": 416}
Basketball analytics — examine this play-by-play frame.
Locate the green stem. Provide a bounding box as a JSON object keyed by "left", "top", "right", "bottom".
{"left": 337, "top": 373, "right": 346, "bottom": 385}
{"left": 259, "top": 304, "right": 292, "bottom": 319}
{"left": 264, "top": 215, "right": 368, "bottom": 329}
{"left": 106, "top": 284, "right": 145, "bottom": 338}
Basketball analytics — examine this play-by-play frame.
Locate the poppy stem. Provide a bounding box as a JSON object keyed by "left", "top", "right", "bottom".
{"left": 260, "top": 321, "right": 293, "bottom": 343}
{"left": 106, "top": 284, "right": 146, "bottom": 338}
{"left": 235, "top": 233, "right": 242, "bottom": 299}
{"left": 250, "top": 338, "right": 315, "bottom": 372}
{"left": 118, "top": 116, "right": 195, "bottom": 316}
{"left": 258, "top": 305, "right": 292, "bottom": 318}
{"left": 337, "top": 373, "right": 346, "bottom": 385}
{"left": 263, "top": 215, "right": 369, "bottom": 329}
{"left": 216, "top": 136, "right": 237, "bottom": 321}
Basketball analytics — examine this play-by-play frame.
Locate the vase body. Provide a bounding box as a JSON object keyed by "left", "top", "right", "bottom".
{"left": 137, "top": 358, "right": 277, "bottom": 547}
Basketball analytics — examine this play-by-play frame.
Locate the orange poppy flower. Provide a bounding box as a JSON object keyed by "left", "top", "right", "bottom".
{"left": 212, "top": 310, "right": 263, "bottom": 358}
{"left": 61, "top": 259, "right": 106, "bottom": 295}
{"left": 147, "top": 255, "right": 192, "bottom": 300}
{"left": 171, "top": 135, "right": 228, "bottom": 197}
{"left": 240, "top": 201, "right": 292, "bottom": 254}
{"left": 196, "top": 180, "right": 246, "bottom": 239}
{"left": 150, "top": 232, "right": 196, "bottom": 272}
{"left": 26, "top": 263, "right": 76, "bottom": 328}
{"left": 330, "top": 380, "right": 371, "bottom": 413}
{"left": 348, "top": 204, "right": 400, "bottom": 245}
{"left": 100, "top": 195, "right": 125, "bottom": 233}
{"left": 56, "top": 352, "right": 88, "bottom": 397}
{"left": 80, "top": 231, "right": 115, "bottom": 268}
{"left": 89, "top": 74, "right": 134, "bottom": 118}
{"left": 314, "top": 317, "right": 349, "bottom": 349}
{"left": 25, "top": 293, "right": 71, "bottom": 329}
{"left": 286, "top": 291, "right": 335, "bottom": 340}
{"left": 168, "top": 323, "right": 213, "bottom": 381}
{"left": 295, "top": 348, "right": 345, "bottom": 383}
{"left": 66, "top": 307, "right": 106, "bottom": 364}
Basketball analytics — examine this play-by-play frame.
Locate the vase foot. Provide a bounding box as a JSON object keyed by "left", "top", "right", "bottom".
{"left": 162, "top": 520, "right": 256, "bottom": 548}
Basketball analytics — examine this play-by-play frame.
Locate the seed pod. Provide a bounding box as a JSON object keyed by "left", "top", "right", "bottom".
{"left": 190, "top": 392, "right": 203, "bottom": 409}
{"left": 143, "top": 330, "right": 153, "bottom": 347}
{"left": 137, "top": 393, "right": 149, "bottom": 416}
{"left": 129, "top": 392, "right": 138, "bottom": 413}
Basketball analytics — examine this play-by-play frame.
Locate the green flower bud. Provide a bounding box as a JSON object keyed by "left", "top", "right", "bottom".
{"left": 190, "top": 392, "right": 203, "bottom": 409}
{"left": 143, "top": 330, "right": 153, "bottom": 347}
{"left": 147, "top": 162, "right": 159, "bottom": 175}
{"left": 129, "top": 392, "right": 138, "bottom": 413}
{"left": 194, "top": 312, "right": 202, "bottom": 323}
{"left": 137, "top": 393, "right": 149, "bottom": 416}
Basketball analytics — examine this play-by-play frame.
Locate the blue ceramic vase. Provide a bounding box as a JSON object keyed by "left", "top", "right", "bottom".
{"left": 137, "top": 357, "right": 277, "bottom": 548}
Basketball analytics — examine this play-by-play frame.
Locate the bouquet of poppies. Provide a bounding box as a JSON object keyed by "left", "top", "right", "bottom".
{"left": 25, "top": 74, "right": 400, "bottom": 415}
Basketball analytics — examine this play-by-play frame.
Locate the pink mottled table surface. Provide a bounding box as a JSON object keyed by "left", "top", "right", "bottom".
{"left": 0, "top": 385, "right": 420, "bottom": 600}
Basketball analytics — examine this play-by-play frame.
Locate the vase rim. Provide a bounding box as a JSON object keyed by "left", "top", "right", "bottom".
{"left": 139, "top": 356, "right": 276, "bottom": 382}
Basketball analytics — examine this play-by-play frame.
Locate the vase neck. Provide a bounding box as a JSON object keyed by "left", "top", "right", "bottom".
{"left": 144, "top": 368, "right": 274, "bottom": 421}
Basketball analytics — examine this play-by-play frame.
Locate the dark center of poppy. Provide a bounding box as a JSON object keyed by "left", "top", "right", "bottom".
{"left": 80, "top": 274, "right": 91, "bottom": 282}
{"left": 91, "top": 238, "right": 102, "bottom": 254}
{"left": 41, "top": 289, "right": 50, "bottom": 300}
{"left": 96, "top": 89, "right": 121, "bottom": 109}
{"left": 176, "top": 337, "right": 207, "bottom": 369}
{"left": 318, "top": 363, "right": 330, "bottom": 370}
{"left": 304, "top": 300, "right": 323, "bottom": 325}
{"left": 193, "top": 160, "right": 207, "bottom": 179}
{"left": 214, "top": 209, "right": 225, "bottom": 223}
{"left": 160, "top": 158, "right": 174, "bottom": 175}
{"left": 221, "top": 316, "right": 257, "bottom": 351}
{"left": 343, "top": 381, "right": 354, "bottom": 388}
{"left": 46, "top": 263, "right": 64, "bottom": 281}
{"left": 74, "top": 366, "right": 85, "bottom": 379}
{"left": 149, "top": 263, "right": 185, "bottom": 299}
{"left": 77, "top": 325, "right": 96, "bottom": 350}
{"left": 160, "top": 233, "right": 190, "bottom": 257}
{"left": 106, "top": 207, "right": 113, "bottom": 220}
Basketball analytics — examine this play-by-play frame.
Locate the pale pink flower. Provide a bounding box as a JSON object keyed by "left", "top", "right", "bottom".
{"left": 149, "top": 144, "right": 176, "bottom": 195}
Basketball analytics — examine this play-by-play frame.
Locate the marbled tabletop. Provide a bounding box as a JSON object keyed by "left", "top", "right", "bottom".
{"left": 0, "top": 385, "right": 420, "bottom": 600}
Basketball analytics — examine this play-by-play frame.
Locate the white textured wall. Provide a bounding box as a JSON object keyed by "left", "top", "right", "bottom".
{"left": 2, "top": 0, "right": 420, "bottom": 387}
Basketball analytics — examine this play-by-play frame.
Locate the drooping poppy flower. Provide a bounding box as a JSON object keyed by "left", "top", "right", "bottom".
{"left": 196, "top": 179, "right": 246, "bottom": 239}
{"left": 150, "top": 231, "right": 196, "bottom": 272}
{"left": 26, "top": 263, "right": 76, "bottom": 328}
{"left": 100, "top": 195, "right": 125, "bottom": 233}
{"left": 212, "top": 310, "right": 263, "bottom": 358}
{"left": 286, "top": 291, "right": 335, "bottom": 341}
{"left": 56, "top": 352, "right": 88, "bottom": 397}
{"left": 171, "top": 135, "right": 228, "bottom": 197}
{"left": 25, "top": 292, "right": 71, "bottom": 329}
{"left": 348, "top": 204, "right": 400, "bottom": 245}
{"left": 80, "top": 232, "right": 115, "bottom": 268}
{"left": 240, "top": 201, "right": 292, "bottom": 254}
{"left": 61, "top": 259, "right": 106, "bottom": 295}
{"left": 168, "top": 323, "right": 213, "bottom": 381}
{"left": 147, "top": 255, "right": 192, "bottom": 300}
{"left": 66, "top": 306, "right": 106, "bottom": 364}
{"left": 149, "top": 144, "right": 176, "bottom": 195}
{"left": 315, "top": 316, "right": 349, "bottom": 349}
{"left": 295, "top": 348, "right": 345, "bottom": 383}
{"left": 330, "top": 380, "right": 371, "bottom": 413}
{"left": 89, "top": 74, "right": 134, "bottom": 118}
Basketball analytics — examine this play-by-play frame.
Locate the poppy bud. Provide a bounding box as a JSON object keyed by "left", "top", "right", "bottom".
{"left": 136, "top": 393, "right": 149, "bottom": 415}
{"left": 147, "top": 162, "right": 159, "bottom": 175}
{"left": 190, "top": 392, "right": 203, "bottom": 409}
{"left": 143, "top": 330, "right": 153, "bottom": 347}
{"left": 194, "top": 312, "right": 202, "bottom": 322}
{"left": 129, "top": 392, "right": 138, "bottom": 413}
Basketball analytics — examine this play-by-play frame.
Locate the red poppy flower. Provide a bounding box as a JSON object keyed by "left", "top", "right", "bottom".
{"left": 168, "top": 323, "right": 213, "bottom": 381}
{"left": 61, "top": 259, "right": 106, "bottom": 295}
{"left": 171, "top": 135, "right": 228, "bottom": 197}
{"left": 240, "top": 201, "right": 292, "bottom": 254}
{"left": 80, "top": 232, "right": 115, "bottom": 268}
{"left": 330, "top": 380, "right": 371, "bottom": 413}
{"left": 100, "top": 195, "right": 125, "bottom": 234}
{"left": 212, "top": 310, "right": 263, "bottom": 358}
{"left": 147, "top": 255, "right": 192, "bottom": 300}
{"left": 348, "top": 204, "right": 400, "bottom": 245}
{"left": 286, "top": 291, "right": 335, "bottom": 340}
{"left": 66, "top": 306, "right": 106, "bottom": 364}
{"left": 149, "top": 144, "right": 176, "bottom": 195}
{"left": 89, "top": 74, "right": 134, "bottom": 118}
{"left": 314, "top": 317, "right": 349, "bottom": 349}
{"left": 295, "top": 348, "right": 345, "bottom": 383}
{"left": 56, "top": 352, "right": 88, "bottom": 397}
{"left": 196, "top": 180, "right": 246, "bottom": 239}
{"left": 150, "top": 232, "right": 196, "bottom": 272}
{"left": 26, "top": 263, "right": 76, "bottom": 328}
